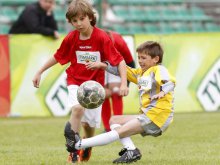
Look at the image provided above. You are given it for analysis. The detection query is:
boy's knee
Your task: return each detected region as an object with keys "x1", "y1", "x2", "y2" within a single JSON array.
[
  {"x1": 71, "y1": 105, "x2": 84, "y2": 117},
  {"x1": 81, "y1": 122, "x2": 90, "y2": 128},
  {"x1": 109, "y1": 116, "x2": 119, "y2": 125}
]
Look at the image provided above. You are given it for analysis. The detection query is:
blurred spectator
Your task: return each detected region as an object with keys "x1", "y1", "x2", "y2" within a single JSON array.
[
  {"x1": 9, "y1": 0, "x2": 59, "y2": 39},
  {"x1": 89, "y1": 0, "x2": 123, "y2": 27},
  {"x1": 102, "y1": 0, "x2": 124, "y2": 25}
]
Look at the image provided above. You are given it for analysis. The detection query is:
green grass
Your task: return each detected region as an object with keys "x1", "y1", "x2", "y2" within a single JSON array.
[{"x1": 1, "y1": 112, "x2": 220, "y2": 165}]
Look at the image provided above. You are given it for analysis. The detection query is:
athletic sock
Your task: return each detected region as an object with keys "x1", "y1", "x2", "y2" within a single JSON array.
[
  {"x1": 101, "y1": 99, "x2": 111, "y2": 131},
  {"x1": 111, "y1": 94, "x2": 123, "y2": 115},
  {"x1": 110, "y1": 124, "x2": 136, "y2": 150},
  {"x1": 75, "y1": 130, "x2": 119, "y2": 149}
]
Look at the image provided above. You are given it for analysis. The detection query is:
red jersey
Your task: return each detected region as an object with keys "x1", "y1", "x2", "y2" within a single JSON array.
[
  {"x1": 110, "y1": 31, "x2": 133, "y2": 64},
  {"x1": 54, "y1": 27, "x2": 123, "y2": 86}
]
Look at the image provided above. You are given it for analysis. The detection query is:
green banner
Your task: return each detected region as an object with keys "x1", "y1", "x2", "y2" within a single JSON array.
[
  {"x1": 10, "y1": 33, "x2": 220, "y2": 116},
  {"x1": 10, "y1": 35, "x2": 66, "y2": 116}
]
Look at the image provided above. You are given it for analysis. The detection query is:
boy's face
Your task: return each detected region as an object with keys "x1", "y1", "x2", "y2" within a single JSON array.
[
  {"x1": 70, "y1": 14, "x2": 92, "y2": 33},
  {"x1": 138, "y1": 52, "x2": 159, "y2": 71}
]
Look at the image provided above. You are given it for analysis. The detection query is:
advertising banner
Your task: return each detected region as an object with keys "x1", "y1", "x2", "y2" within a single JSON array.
[
  {"x1": 124, "y1": 33, "x2": 220, "y2": 113},
  {"x1": 0, "y1": 35, "x2": 10, "y2": 117},
  {"x1": 10, "y1": 35, "x2": 66, "y2": 116},
  {"x1": 10, "y1": 33, "x2": 220, "y2": 116},
  {"x1": 10, "y1": 35, "x2": 135, "y2": 117}
]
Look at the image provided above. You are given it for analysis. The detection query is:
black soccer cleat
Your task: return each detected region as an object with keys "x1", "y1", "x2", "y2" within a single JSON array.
[
  {"x1": 118, "y1": 148, "x2": 127, "y2": 156},
  {"x1": 64, "y1": 121, "x2": 81, "y2": 153},
  {"x1": 113, "y1": 148, "x2": 142, "y2": 164},
  {"x1": 67, "y1": 151, "x2": 79, "y2": 163}
]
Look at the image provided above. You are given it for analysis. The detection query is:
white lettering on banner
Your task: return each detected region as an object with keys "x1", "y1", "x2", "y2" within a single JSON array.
[
  {"x1": 197, "y1": 58, "x2": 220, "y2": 111},
  {"x1": 45, "y1": 72, "x2": 70, "y2": 116},
  {"x1": 76, "y1": 51, "x2": 101, "y2": 64}
]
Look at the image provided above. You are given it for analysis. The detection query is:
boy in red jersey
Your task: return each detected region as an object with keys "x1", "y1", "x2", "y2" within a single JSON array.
[
  {"x1": 103, "y1": 30, "x2": 135, "y2": 132},
  {"x1": 32, "y1": 0, "x2": 128, "y2": 163}
]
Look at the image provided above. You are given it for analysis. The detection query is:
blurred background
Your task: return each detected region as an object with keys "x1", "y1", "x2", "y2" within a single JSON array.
[
  {"x1": 1, "y1": 1, "x2": 220, "y2": 164},
  {"x1": 1, "y1": 0, "x2": 220, "y2": 34}
]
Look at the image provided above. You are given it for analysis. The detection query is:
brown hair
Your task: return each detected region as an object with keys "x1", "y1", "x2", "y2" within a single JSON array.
[
  {"x1": 66, "y1": 0, "x2": 96, "y2": 26},
  {"x1": 136, "y1": 41, "x2": 163, "y2": 64}
]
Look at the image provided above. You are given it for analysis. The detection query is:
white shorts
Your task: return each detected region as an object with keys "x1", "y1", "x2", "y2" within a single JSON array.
[
  {"x1": 105, "y1": 71, "x2": 121, "y2": 85},
  {"x1": 67, "y1": 85, "x2": 102, "y2": 128}
]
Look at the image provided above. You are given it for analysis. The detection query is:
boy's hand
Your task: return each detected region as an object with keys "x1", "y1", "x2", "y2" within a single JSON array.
[
  {"x1": 54, "y1": 31, "x2": 60, "y2": 39},
  {"x1": 151, "y1": 91, "x2": 165, "y2": 101},
  {"x1": 32, "y1": 72, "x2": 41, "y2": 88},
  {"x1": 119, "y1": 84, "x2": 129, "y2": 96},
  {"x1": 85, "y1": 61, "x2": 107, "y2": 70}
]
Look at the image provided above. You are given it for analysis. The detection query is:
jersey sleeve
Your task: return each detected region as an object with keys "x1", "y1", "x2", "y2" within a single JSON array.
[
  {"x1": 126, "y1": 66, "x2": 138, "y2": 84},
  {"x1": 113, "y1": 33, "x2": 134, "y2": 64},
  {"x1": 54, "y1": 33, "x2": 71, "y2": 65},
  {"x1": 155, "y1": 65, "x2": 176, "y2": 93},
  {"x1": 101, "y1": 34, "x2": 124, "y2": 66}
]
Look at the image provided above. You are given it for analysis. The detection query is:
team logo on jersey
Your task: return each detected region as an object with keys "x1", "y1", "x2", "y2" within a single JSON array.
[
  {"x1": 76, "y1": 51, "x2": 101, "y2": 64},
  {"x1": 138, "y1": 76, "x2": 152, "y2": 92},
  {"x1": 197, "y1": 58, "x2": 220, "y2": 111}
]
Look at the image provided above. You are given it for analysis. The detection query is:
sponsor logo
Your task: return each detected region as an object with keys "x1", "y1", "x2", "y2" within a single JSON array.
[
  {"x1": 138, "y1": 76, "x2": 152, "y2": 93},
  {"x1": 197, "y1": 58, "x2": 220, "y2": 111},
  {"x1": 78, "y1": 53, "x2": 97, "y2": 62},
  {"x1": 76, "y1": 51, "x2": 101, "y2": 64}
]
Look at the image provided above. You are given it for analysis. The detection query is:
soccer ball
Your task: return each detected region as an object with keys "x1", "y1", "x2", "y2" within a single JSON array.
[{"x1": 77, "y1": 80, "x2": 105, "y2": 109}]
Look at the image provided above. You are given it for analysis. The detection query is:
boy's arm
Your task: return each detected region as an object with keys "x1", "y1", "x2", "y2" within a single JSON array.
[
  {"x1": 150, "y1": 81, "x2": 175, "y2": 101},
  {"x1": 117, "y1": 60, "x2": 129, "y2": 96},
  {"x1": 85, "y1": 61, "x2": 129, "y2": 96},
  {"x1": 32, "y1": 56, "x2": 58, "y2": 88},
  {"x1": 161, "y1": 81, "x2": 175, "y2": 94},
  {"x1": 85, "y1": 61, "x2": 119, "y2": 75}
]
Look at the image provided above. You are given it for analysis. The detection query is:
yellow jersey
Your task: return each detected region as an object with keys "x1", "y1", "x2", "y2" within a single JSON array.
[{"x1": 127, "y1": 65, "x2": 176, "y2": 128}]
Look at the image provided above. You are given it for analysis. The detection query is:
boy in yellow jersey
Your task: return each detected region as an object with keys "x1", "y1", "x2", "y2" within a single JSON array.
[{"x1": 65, "y1": 41, "x2": 176, "y2": 164}]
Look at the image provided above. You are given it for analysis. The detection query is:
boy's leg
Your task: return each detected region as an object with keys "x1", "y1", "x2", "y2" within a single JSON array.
[
  {"x1": 79, "y1": 105, "x2": 102, "y2": 161},
  {"x1": 65, "y1": 85, "x2": 85, "y2": 163},
  {"x1": 111, "y1": 93, "x2": 123, "y2": 115},
  {"x1": 110, "y1": 124, "x2": 136, "y2": 150},
  {"x1": 69, "y1": 105, "x2": 84, "y2": 132},
  {"x1": 75, "y1": 115, "x2": 143, "y2": 149},
  {"x1": 111, "y1": 116, "x2": 142, "y2": 164},
  {"x1": 101, "y1": 99, "x2": 111, "y2": 132},
  {"x1": 79, "y1": 122, "x2": 95, "y2": 162},
  {"x1": 108, "y1": 78, "x2": 123, "y2": 116}
]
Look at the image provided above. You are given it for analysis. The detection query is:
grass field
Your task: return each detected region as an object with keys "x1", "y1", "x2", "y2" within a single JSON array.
[{"x1": 1, "y1": 112, "x2": 220, "y2": 165}]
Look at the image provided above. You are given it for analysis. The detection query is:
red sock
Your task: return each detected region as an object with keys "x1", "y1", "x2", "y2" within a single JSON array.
[
  {"x1": 101, "y1": 99, "x2": 111, "y2": 131},
  {"x1": 111, "y1": 94, "x2": 123, "y2": 115}
]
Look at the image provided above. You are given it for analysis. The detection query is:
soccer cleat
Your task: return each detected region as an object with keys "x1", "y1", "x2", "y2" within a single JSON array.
[
  {"x1": 67, "y1": 151, "x2": 80, "y2": 163},
  {"x1": 118, "y1": 148, "x2": 127, "y2": 156},
  {"x1": 113, "y1": 148, "x2": 142, "y2": 164},
  {"x1": 64, "y1": 121, "x2": 81, "y2": 153},
  {"x1": 79, "y1": 147, "x2": 92, "y2": 161}
]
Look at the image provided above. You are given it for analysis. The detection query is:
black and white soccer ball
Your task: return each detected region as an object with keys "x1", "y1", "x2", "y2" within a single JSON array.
[{"x1": 77, "y1": 81, "x2": 105, "y2": 109}]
